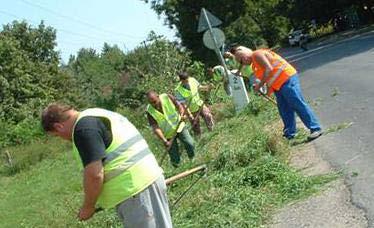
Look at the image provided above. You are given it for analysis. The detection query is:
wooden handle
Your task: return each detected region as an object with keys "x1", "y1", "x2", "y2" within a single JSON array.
[
  {"x1": 259, "y1": 91, "x2": 277, "y2": 105},
  {"x1": 165, "y1": 164, "x2": 207, "y2": 185}
]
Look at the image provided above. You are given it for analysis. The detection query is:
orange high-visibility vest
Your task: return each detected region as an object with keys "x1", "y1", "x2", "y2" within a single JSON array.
[{"x1": 251, "y1": 49, "x2": 297, "y2": 93}]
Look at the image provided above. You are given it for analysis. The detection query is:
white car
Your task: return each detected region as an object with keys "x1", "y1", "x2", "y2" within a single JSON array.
[{"x1": 288, "y1": 30, "x2": 310, "y2": 46}]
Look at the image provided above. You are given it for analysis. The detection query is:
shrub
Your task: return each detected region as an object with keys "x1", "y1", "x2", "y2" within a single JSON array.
[
  {"x1": 0, "y1": 117, "x2": 45, "y2": 148},
  {"x1": 309, "y1": 21, "x2": 335, "y2": 39}
]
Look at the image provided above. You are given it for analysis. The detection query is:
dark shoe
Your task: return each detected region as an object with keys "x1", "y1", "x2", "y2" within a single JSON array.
[
  {"x1": 283, "y1": 134, "x2": 295, "y2": 140},
  {"x1": 307, "y1": 130, "x2": 323, "y2": 141}
]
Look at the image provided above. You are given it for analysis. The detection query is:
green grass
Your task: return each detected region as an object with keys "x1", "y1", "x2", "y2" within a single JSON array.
[
  {"x1": 0, "y1": 95, "x2": 336, "y2": 227},
  {"x1": 0, "y1": 149, "x2": 121, "y2": 228}
]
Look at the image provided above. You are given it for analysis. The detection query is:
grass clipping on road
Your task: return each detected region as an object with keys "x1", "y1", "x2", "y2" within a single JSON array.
[{"x1": 0, "y1": 96, "x2": 336, "y2": 227}]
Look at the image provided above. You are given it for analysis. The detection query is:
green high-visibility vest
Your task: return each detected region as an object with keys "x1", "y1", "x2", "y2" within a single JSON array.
[
  {"x1": 72, "y1": 108, "x2": 162, "y2": 209},
  {"x1": 225, "y1": 57, "x2": 253, "y2": 78},
  {"x1": 241, "y1": 65, "x2": 253, "y2": 79},
  {"x1": 147, "y1": 93, "x2": 185, "y2": 139},
  {"x1": 225, "y1": 57, "x2": 240, "y2": 70},
  {"x1": 175, "y1": 77, "x2": 203, "y2": 113}
]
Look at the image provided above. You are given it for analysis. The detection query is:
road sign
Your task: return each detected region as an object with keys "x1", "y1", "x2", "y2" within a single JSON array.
[
  {"x1": 197, "y1": 8, "x2": 222, "y2": 33},
  {"x1": 197, "y1": 8, "x2": 248, "y2": 112},
  {"x1": 203, "y1": 28, "x2": 225, "y2": 50},
  {"x1": 197, "y1": 8, "x2": 227, "y2": 70}
]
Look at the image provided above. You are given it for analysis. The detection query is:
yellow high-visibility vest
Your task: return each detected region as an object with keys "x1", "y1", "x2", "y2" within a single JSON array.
[
  {"x1": 147, "y1": 93, "x2": 185, "y2": 139},
  {"x1": 175, "y1": 77, "x2": 203, "y2": 113},
  {"x1": 72, "y1": 108, "x2": 162, "y2": 209}
]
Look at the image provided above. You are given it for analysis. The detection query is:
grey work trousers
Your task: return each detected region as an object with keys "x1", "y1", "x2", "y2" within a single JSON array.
[{"x1": 116, "y1": 175, "x2": 173, "y2": 228}]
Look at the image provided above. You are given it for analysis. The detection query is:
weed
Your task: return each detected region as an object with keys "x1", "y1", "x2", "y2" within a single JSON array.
[
  {"x1": 311, "y1": 97, "x2": 324, "y2": 108},
  {"x1": 331, "y1": 87, "x2": 340, "y2": 97},
  {"x1": 351, "y1": 171, "x2": 359, "y2": 177},
  {"x1": 325, "y1": 122, "x2": 353, "y2": 134}
]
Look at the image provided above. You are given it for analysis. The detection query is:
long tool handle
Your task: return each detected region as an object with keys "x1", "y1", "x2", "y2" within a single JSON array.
[
  {"x1": 159, "y1": 92, "x2": 198, "y2": 166},
  {"x1": 191, "y1": 104, "x2": 205, "y2": 128},
  {"x1": 259, "y1": 91, "x2": 277, "y2": 106},
  {"x1": 160, "y1": 136, "x2": 176, "y2": 166},
  {"x1": 165, "y1": 164, "x2": 207, "y2": 185}
]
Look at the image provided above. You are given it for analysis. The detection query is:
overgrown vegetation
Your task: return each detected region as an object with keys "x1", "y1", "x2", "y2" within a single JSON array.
[
  {"x1": 0, "y1": 93, "x2": 337, "y2": 227},
  {"x1": 0, "y1": 21, "x2": 206, "y2": 150}
]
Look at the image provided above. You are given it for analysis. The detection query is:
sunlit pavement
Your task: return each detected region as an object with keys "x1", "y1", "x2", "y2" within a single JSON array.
[{"x1": 281, "y1": 29, "x2": 374, "y2": 226}]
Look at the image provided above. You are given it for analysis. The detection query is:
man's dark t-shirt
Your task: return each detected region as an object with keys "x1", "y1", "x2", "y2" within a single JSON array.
[{"x1": 73, "y1": 116, "x2": 112, "y2": 167}]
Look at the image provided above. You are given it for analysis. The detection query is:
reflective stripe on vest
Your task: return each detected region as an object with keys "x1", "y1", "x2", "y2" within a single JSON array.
[
  {"x1": 252, "y1": 49, "x2": 296, "y2": 92},
  {"x1": 267, "y1": 60, "x2": 287, "y2": 87},
  {"x1": 175, "y1": 77, "x2": 203, "y2": 113},
  {"x1": 103, "y1": 134, "x2": 143, "y2": 165},
  {"x1": 146, "y1": 94, "x2": 182, "y2": 139},
  {"x1": 104, "y1": 148, "x2": 151, "y2": 183},
  {"x1": 72, "y1": 108, "x2": 162, "y2": 209}
]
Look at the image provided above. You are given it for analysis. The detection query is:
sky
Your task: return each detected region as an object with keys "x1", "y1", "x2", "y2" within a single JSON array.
[{"x1": 0, "y1": 0, "x2": 177, "y2": 63}]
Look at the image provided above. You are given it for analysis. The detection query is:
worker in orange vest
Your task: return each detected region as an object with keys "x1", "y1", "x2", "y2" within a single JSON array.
[{"x1": 230, "y1": 46, "x2": 322, "y2": 141}]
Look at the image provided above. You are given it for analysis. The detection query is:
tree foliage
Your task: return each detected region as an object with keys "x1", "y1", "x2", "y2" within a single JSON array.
[
  {"x1": 0, "y1": 21, "x2": 71, "y2": 122},
  {"x1": 144, "y1": 0, "x2": 373, "y2": 63},
  {"x1": 65, "y1": 32, "x2": 206, "y2": 110}
]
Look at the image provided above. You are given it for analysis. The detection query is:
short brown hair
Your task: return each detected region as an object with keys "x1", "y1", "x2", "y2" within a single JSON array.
[
  {"x1": 178, "y1": 71, "x2": 189, "y2": 80},
  {"x1": 41, "y1": 103, "x2": 73, "y2": 132}
]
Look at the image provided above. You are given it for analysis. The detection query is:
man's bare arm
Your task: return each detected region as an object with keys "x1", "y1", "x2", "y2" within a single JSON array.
[{"x1": 78, "y1": 160, "x2": 104, "y2": 220}]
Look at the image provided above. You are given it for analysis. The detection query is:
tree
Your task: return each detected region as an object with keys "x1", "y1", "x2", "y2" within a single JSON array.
[
  {"x1": 143, "y1": 0, "x2": 291, "y2": 64},
  {"x1": 144, "y1": 0, "x2": 372, "y2": 63},
  {"x1": 143, "y1": 1, "x2": 245, "y2": 63},
  {"x1": 0, "y1": 21, "x2": 68, "y2": 122},
  {"x1": 119, "y1": 32, "x2": 203, "y2": 108}
]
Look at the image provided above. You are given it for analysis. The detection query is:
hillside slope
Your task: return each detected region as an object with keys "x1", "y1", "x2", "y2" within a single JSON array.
[{"x1": 0, "y1": 96, "x2": 335, "y2": 227}]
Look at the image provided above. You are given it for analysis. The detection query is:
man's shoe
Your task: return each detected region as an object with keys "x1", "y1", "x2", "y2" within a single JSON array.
[
  {"x1": 308, "y1": 130, "x2": 323, "y2": 141},
  {"x1": 283, "y1": 134, "x2": 295, "y2": 140}
]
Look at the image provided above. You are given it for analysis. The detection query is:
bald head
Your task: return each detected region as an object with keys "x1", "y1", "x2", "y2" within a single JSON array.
[
  {"x1": 230, "y1": 46, "x2": 253, "y2": 65},
  {"x1": 147, "y1": 90, "x2": 160, "y2": 107}
]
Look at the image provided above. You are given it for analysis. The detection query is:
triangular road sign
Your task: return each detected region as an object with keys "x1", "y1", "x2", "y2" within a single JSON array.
[{"x1": 197, "y1": 8, "x2": 222, "y2": 33}]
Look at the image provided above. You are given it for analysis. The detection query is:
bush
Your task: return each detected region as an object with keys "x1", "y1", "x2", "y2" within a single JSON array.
[
  {"x1": 309, "y1": 21, "x2": 335, "y2": 39},
  {"x1": 0, "y1": 117, "x2": 45, "y2": 149}
]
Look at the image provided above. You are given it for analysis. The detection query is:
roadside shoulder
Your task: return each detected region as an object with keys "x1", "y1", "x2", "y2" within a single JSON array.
[{"x1": 268, "y1": 140, "x2": 367, "y2": 227}]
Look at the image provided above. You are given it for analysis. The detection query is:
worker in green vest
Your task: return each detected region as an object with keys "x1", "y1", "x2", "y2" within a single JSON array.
[
  {"x1": 41, "y1": 103, "x2": 172, "y2": 227},
  {"x1": 224, "y1": 52, "x2": 254, "y2": 91},
  {"x1": 146, "y1": 91, "x2": 195, "y2": 167},
  {"x1": 224, "y1": 51, "x2": 240, "y2": 70},
  {"x1": 175, "y1": 71, "x2": 214, "y2": 136},
  {"x1": 207, "y1": 65, "x2": 232, "y2": 96}
]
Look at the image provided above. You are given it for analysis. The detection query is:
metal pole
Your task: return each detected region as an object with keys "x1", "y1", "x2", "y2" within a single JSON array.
[{"x1": 202, "y1": 8, "x2": 230, "y2": 82}]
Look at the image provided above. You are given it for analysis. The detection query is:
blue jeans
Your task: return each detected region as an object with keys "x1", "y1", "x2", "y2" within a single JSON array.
[
  {"x1": 168, "y1": 126, "x2": 195, "y2": 167},
  {"x1": 274, "y1": 74, "x2": 321, "y2": 139}
]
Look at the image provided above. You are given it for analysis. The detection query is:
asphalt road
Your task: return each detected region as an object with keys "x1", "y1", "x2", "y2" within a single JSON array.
[{"x1": 281, "y1": 29, "x2": 374, "y2": 226}]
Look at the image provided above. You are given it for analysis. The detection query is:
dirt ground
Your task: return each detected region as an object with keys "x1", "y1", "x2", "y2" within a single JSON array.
[{"x1": 268, "y1": 131, "x2": 368, "y2": 228}]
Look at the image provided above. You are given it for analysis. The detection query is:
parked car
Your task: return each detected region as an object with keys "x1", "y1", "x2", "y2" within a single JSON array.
[{"x1": 288, "y1": 30, "x2": 310, "y2": 46}]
